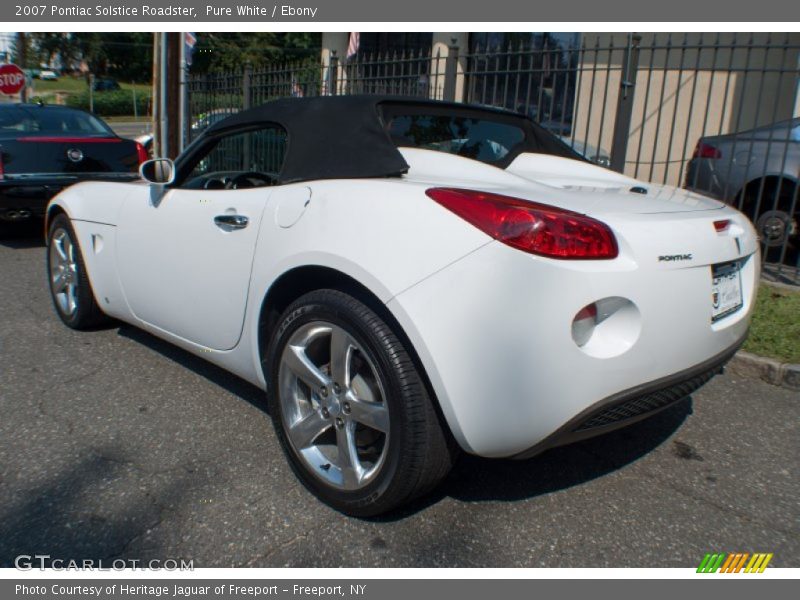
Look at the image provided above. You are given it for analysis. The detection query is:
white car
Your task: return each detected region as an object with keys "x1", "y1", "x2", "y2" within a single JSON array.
[{"x1": 45, "y1": 97, "x2": 759, "y2": 516}]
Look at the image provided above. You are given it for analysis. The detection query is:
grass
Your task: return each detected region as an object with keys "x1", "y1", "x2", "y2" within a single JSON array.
[
  {"x1": 743, "y1": 283, "x2": 800, "y2": 364},
  {"x1": 27, "y1": 77, "x2": 150, "y2": 96}
]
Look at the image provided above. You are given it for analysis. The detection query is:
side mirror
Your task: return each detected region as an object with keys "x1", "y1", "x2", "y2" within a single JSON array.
[{"x1": 139, "y1": 158, "x2": 175, "y2": 185}]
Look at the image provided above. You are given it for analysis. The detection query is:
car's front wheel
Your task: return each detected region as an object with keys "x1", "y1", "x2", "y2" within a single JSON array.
[
  {"x1": 46, "y1": 213, "x2": 109, "y2": 329},
  {"x1": 265, "y1": 289, "x2": 455, "y2": 517}
]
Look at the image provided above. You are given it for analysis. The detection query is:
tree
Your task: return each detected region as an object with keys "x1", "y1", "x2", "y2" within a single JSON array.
[
  {"x1": 28, "y1": 33, "x2": 79, "y2": 70},
  {"x1": 189, "y1": 33, "x2": 321, "y2": 73},
  {"x1": 72, "y1": 33, "x2": 153, "y2": 82},
  {"x1": 28, "y1": 33, "x2": 153, "y2": 82}
]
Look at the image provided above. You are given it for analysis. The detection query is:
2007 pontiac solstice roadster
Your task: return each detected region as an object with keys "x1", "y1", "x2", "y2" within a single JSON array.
[{"x1": 45, "y1": 96, "x2": 759, "y2": 515}]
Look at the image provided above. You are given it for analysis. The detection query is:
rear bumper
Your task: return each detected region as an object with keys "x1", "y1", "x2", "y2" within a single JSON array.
[
  {"x1": 511, "y1": 331, "x2": 746, "y2": 459},
  {"x1": 0, "y1": 184, "x2": 63, "y2": 218}
]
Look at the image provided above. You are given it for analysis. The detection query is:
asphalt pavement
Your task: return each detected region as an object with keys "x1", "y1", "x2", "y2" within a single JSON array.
[{"x1": 0, "y1": 223, "x2": 798, "y2": 568}]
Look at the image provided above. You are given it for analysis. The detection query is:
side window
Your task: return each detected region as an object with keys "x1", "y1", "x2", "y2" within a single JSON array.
[{"x1": 182, "y1": 125, "x2": 288, "y2": 189}]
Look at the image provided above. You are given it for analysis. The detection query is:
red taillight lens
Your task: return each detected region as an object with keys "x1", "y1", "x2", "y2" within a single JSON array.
[
  {"x1": 425, "y1": 187, "x2": 619, "y2": 260},
  {"x1": 713, "y1": 219, "x2": 730, "y2": 233},
  {"x1": 135, "y1": 142, "x2": 149, "y2": 165},
  {"x1": 692, "y1": 142, "x2": 721, "y2": 159}
]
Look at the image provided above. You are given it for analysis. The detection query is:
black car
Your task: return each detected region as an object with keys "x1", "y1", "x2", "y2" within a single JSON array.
[{"x1": 0, "y1": 104, "x2": 146, "y2": 224}]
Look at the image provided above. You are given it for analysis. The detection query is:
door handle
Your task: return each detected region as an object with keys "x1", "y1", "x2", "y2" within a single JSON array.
[{"x1": 214, "y1": 214, "x2": 249, "y2": 230}]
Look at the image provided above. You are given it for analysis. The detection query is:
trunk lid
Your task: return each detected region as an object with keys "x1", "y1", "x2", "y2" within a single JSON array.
[
  {"x1": 504, "y1": 152, "x2": 727, "y2": 214},
  {"x1": 1, "y1": 136, "x2": 142, "y2": 177},
  {"x1": 399, "y1": 148, "x2": 726, "y2": 216}
]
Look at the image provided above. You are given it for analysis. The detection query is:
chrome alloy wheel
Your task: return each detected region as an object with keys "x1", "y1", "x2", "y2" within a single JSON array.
[
  {"x1": 49, "y1": 228, "x2": 79, "y2": 317},
  {"x1": 278, "y1": 321, "x2": 390, "y2": 491}
]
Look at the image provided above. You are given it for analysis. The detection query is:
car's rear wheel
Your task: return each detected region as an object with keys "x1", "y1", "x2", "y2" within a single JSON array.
[
  {"x1": 740, "y1": 181, "x2": 798, "y2": 250},
  {"x1": 265, "y1": 289, "x2": 455, "y2": 517},
  {"x1": 754, "y1": 208, "x2": 796, "y2": 249},
  {"x1": 46, "y1": 213, "x2": 109, "y2": 329}
]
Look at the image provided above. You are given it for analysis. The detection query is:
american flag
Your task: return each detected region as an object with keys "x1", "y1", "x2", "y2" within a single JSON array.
[
  {"x1": 184, "y1": 32, "x2": 197, "y2": 66},
  {"x1": 347, "y1": 32, "x2": 360, "y2": 59}
]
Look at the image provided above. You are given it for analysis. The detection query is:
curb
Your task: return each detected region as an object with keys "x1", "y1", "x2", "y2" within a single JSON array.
[{"x1": 728, "y1": 351, "x2": 800, "y2": 391}]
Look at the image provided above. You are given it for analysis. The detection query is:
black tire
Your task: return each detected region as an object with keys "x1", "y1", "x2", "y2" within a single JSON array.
[
  {"x1": 46, "y1": 213, "x2": 110, "y2": 330},
  {"x1": 740, "y1": 182, "x2": 798, "y2": 250},
  {"x1": 265, "y1": 289, "x2": 455, "y2": 517},
  {"x1": 754, "y1": 208, "x2": 796, "y2": 249}
]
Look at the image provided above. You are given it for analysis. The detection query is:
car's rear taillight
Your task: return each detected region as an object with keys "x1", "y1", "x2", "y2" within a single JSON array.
[
  {"x1": 692, "y1": 141, "x2": 721, "y2": 159},
  {"x1": 135, "y1": 142, "x2": 149, "y2": 165},
  {"x1": 713, "y1": 219, "x2": 731, "y2": 233},
  {"x1": 425, "y1": 187, "x2": 618, "y2": 260}
]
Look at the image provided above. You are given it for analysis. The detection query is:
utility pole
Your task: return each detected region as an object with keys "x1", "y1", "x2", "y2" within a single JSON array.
[
  {"x1": 159, "y1": 32, "x2": 168, "y2": 158},
  {"x1": 16, "y1": 32, "x2": 27, "y2": 102},
  {"x1": 179, "y1": 35, "x2": 189, "y2": 153},
  {"x1": 166, "y1": 33, "x2": 182, "y2": 159},
  {"x1": 152, "y1": 32, "x2": 161, "y2": 158},
  {"x1": 152, "y1": 33, "x2": 193, "y2": 159}
]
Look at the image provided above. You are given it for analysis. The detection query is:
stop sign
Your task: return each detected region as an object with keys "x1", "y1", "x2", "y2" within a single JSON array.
[{"x1": 0, "y1": 63, "x2": 26, "y2": 96}]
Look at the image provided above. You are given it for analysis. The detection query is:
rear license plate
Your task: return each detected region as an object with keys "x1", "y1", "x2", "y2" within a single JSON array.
[{"x1": 711, "y1": 261, "x2": 743, "y2": 322}]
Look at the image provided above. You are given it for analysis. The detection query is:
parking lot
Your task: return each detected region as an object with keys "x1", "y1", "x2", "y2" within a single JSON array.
[{"x1": 0, "y1": 225, "x2": 798, "y2": 568}]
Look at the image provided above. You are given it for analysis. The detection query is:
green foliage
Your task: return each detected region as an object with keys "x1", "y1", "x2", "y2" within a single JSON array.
[
  {"x1": 28, "y1": 33, "x2": 79, "y2": 70},
  {"x1": 26, "y1": 32, "x2": 320, "y2": 80},
  {"x1": 743, "y1": 284, "x2": 800, "y2": 363},
  {"x1": 72, "y1": 33, "x2": 153, "y2": 82},
  {"x1": 28, "y1": 33, "x2": 153, "y2": 83},
  {"x1": 66, "y1": 89, "x2": 152, "y2": 117},
  {"x1": 190, "y1": 32, "x2": 321, "y2": 73}
]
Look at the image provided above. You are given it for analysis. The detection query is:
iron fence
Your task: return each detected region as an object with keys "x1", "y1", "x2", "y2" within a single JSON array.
[{"x1": 188, "y1": 33, "x2": 800, "y2": 283}]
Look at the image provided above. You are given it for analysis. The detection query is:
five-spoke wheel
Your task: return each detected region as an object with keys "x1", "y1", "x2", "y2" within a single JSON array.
[
  {"x1": 46, "y1": 213, "x2": 109, "y2": 329},
  {"x1": 266, "y1": 289, "x2": 455, "y2": 516},
  {"x1": 49, "y1": 226, "x2": 79, "y2": 317},
  {"x1": 279, "y1": 321, "x2": 391, "y2": 491}
]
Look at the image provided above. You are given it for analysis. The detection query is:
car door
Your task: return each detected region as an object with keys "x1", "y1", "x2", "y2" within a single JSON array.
[{"x1": 116, "y1": 124, "x2": 287, "y2": 351}]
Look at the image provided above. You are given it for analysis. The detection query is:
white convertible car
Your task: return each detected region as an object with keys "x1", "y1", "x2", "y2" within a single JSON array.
[{"x1": 45, "y1": 96, "x2": 759, "y2": 516}]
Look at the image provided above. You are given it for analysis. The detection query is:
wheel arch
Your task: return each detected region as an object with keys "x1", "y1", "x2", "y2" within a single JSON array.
[
  {"x1": 736, "y1": 174, "x2": 798, "y2": 215},
  {"x1": 255, "y1": 264, "x2": 458, "y2": 447},
  {"x1": 44, "y1": 202, "x2": 69, "y2": 242}
]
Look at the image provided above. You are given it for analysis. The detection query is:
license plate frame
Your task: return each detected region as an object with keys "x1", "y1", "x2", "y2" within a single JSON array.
[{"x1": 711, "y1": 260, "x2": 743, "y2": 323}]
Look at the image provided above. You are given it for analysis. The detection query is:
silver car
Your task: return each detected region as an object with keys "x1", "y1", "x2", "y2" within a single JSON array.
[{"x1": 685, "y1": 117, "x2": 799, "y2": 250}]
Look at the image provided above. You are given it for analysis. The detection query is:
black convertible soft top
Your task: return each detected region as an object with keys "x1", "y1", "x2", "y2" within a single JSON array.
[{"x1": 197, "y1": 95, "x2": 582, "y2": 184}]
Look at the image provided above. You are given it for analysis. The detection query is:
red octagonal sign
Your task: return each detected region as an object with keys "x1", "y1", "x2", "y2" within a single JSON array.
[{"x1": 0, "y1": 63, "x2": 26, "y2": 96}]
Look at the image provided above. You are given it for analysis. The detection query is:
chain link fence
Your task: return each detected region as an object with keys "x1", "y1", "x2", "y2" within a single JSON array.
[{"x1": 189, "y1": 33, "x2": 800, "y2": 284}]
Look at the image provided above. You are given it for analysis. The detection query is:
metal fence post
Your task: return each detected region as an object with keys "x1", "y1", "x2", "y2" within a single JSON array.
[
  {"x1": 328, "y1": 51, "x2": 339, "y2": 96},
  {"x1": 242, "y1": 64, "x2": 253, "y2": 110},
  {"x1": 443, "y1": 39, "x2": 459, "y2": 102},
  {"x1": 609, "y1": 34, "x2": 641, "y2": 173}
]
